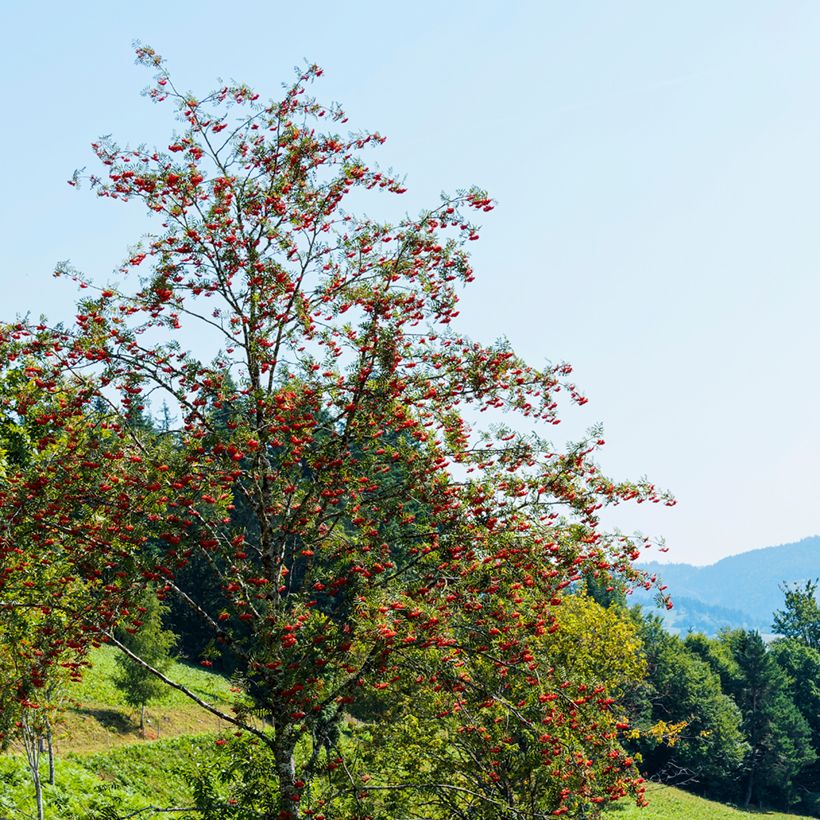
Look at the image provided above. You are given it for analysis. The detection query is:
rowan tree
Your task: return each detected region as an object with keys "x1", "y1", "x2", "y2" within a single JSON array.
[
  {"x1": 3, "y1": 46, "x2": 674, "y2": 818},
  {"x1": 189, "y1": 592, "x2": 646, "y2": 818},
  {"x1": 0, "y1": 364, "x2": 127, "y2": 820}
]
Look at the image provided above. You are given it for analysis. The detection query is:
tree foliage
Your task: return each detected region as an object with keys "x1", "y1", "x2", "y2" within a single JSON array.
[
  {"x1": 769, "y1": 579, "x2": 820, "y2": 815},
  {"x1": 719, "y1": 630, "x2": 815, "y2": 809},
  {"x1": 624, "y1": 615, "x2": 747, "y2": 794},
  {"x1": 0, "y1": 373, "x2": 98, "y2": 818},
  {"x1": 772, "y1": 579, "x2": 820, "y2": 651},
  {"x1": 191, "y1": 593, "x2": 647, "y2": 818}
]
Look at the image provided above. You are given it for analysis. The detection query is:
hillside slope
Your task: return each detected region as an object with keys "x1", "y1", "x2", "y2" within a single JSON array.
[
  {"x1": 2, "y1": 645, "x2": 234, "y2": 756},
  {"x1": 607, "y1": 783, "x2": 814, "y2": 819},
  {"x1": 2, "y1": 647, "x2": 814, "y2": 818},
  {"x1": 635, "y1": 536, "x2": 819, "y2": 634}
]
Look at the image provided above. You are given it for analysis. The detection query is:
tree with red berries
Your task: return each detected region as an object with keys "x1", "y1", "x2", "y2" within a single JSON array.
[
  {"x1": 2, "y1": 46, "x2": 674, "y2": 818},
  {"x1": 0, "y1": 365, "x2": 143, "y2": 819}
]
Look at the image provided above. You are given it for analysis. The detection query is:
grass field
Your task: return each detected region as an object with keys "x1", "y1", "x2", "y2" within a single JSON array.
[
  {"x1": 68, "y1": 644, "x2": 232, "y2": 709},
  {"x1": 0, "y1": 734, "x2": 210, "y2": 818},
  {"x1": 608, "y1": 783, "x2": 815, "y2": 819},
  {"x1": 1, "y1": 647, "x2": 233, "y2": 817},
  {"x1": 49, "y1": 644, "x2": 234, "y2": 754},
  {"x1": 4, "y1": 757, "x2": 814, "y2": 820}
]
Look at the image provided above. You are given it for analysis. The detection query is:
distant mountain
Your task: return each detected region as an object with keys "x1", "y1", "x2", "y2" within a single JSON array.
[
  {"x1": 632, "y1": 536, "x2": 819, "y2": 636},
  {"x1": 644, "y1": 595, "x2": 772, "y2": 635}
]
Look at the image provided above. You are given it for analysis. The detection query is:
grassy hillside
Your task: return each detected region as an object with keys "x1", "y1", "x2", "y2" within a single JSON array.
[
  {"x1": 0, "y1": 646, "x2": 237, "y2": 817},
  {"x1": 20, "y1": 644, "x2": 234, "y2": 755},
  {"x1": 608, "y1": 784, "x2": 815, "y2": 819},
  {"x1": 67, "y1": 644, "x2": 232, "y2": 709},
  {"x1": 0, "y1": 733, "x2": 210, "y2": 818},
  {"x1": 2, "y1": 645, "x2": 814, "y2": 818},
  {"x1": 4, "y1": 752, "x2": 815, "y2": 820}
]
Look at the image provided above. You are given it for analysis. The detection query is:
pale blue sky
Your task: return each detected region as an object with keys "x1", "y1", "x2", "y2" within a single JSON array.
[{"x1": 3, "y1": 1, "x2": 820, "y2": 565}]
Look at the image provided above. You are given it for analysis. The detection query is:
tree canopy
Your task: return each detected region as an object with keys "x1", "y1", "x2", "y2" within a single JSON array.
[{"x1": 772, "y1": 580, "x2": 820, "y2": 651}]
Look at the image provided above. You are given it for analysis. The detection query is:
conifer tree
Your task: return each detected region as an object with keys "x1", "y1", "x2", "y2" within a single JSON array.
[
  {"x1": 113, "y1": 590, "x2": 177, "y2": 735},
  {"x1": 721, "y1": 630, "x2": 815, "y2": 808}
]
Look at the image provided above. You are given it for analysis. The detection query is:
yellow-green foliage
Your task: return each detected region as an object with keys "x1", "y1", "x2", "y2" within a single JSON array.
[{"x1": 546, "y1": 592, "x2": 646, "y2": 689}]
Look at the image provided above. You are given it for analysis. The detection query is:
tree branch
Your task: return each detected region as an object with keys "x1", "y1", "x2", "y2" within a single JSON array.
[{"x1": 104, "y1": 631, "x2": 271, "y2": 746}]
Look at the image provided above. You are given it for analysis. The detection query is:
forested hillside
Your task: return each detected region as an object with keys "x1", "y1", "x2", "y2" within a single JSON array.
[{"x1": 636, "y1": 537, "x2": 819, "y2": 634}]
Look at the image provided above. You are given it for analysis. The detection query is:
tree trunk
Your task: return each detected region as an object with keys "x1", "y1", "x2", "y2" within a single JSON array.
[
  {"x1": 274, "y1": 718, "x2": 300, "y2": 819},
  {"x1": 21, "y1": 717, "x2": 44, "y2": 820},
  {"x1": 140, "y1": 704, "x2": 146, "y2": 737},
  {"x1": 744, "y1": 766, "x2": 755, "y2": 807},
  {"x1": 33, "y1": 767, "x2": 44, "y2": 820},
  {"x1": 45, "y1": 716, "x2": 55, "y2": 786}
]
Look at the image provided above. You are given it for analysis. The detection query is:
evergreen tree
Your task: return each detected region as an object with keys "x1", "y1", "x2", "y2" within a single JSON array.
[
  {"x1": 721, "y1": 630, "x2": 815, "y2": 809},
  {"x1": 113, "y1": 591, "x2": 178, "y2": 735},
  {"x1": 768, "y1": 581, "x2": 820, "y2": 814},
  {"x1": 772, "y1": 580, "x2": 820, "y2": 651},
  {"x1": 157, "y1": 400, "x2": 177, "y2": 434},
  {"x1": 626, "y1": 615, "x2": 747, "y2": 794},
  {"x1": 684, "y1": 631, "x2": 743, "y2": 700},
  {"x1": 769, "y1": 638, "x2": 820, "y2": 814}
]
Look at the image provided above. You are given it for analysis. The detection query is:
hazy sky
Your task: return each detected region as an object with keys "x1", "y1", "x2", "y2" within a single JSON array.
[{"x1": 2, "y1": 1, "x2": 820, "y2": 566}]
